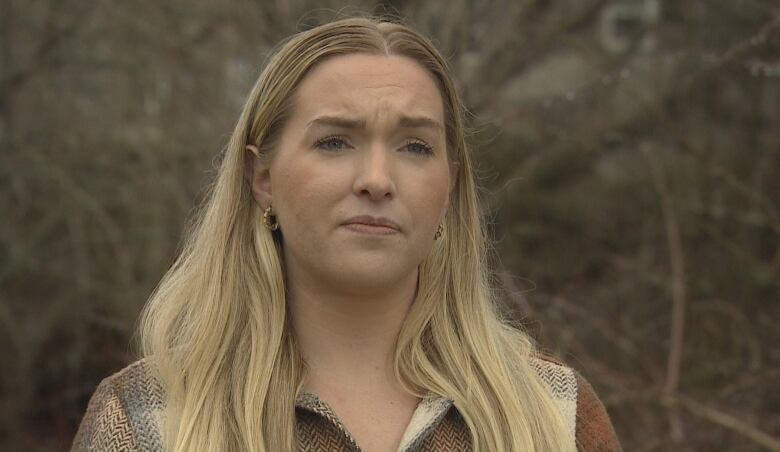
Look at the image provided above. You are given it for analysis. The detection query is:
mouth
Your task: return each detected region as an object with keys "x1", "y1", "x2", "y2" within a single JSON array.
[{"x1": 341, "y1": 215, "x2": 401, "y2": 235}]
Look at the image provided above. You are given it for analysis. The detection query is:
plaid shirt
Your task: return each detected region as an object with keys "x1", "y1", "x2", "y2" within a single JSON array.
[{"x1": 72, "y1": 358, "x2": 622, "y2": 451}]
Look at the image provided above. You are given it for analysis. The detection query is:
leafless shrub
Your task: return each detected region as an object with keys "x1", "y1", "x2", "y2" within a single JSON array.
[{"x1": 2, "y1": 1, "x2": 778, "y2": 450}]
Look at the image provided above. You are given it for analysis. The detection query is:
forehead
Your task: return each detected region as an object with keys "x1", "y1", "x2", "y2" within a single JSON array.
[{"x1": 289, "y1": 53, "x2": 445, "y2": 124}]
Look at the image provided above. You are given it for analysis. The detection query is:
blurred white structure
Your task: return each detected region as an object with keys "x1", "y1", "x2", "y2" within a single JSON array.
[{"x1": 600, "y1": 0, "x2": 660, "y2": 53}]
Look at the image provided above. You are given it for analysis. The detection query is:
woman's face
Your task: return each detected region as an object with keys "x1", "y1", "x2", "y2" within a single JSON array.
[{"x1": 249, "y1": 53, "x2": 455, "y2": 294}]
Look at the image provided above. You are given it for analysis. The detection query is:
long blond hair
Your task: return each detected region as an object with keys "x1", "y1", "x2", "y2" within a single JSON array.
[{"x1": 138, "y1": 16, "x2": 575, "y2": 452}]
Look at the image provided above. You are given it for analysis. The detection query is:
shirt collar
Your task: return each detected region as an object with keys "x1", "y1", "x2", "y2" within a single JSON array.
[{"x1": 295, "y1": 390, "x2": 454, "y2": 452}]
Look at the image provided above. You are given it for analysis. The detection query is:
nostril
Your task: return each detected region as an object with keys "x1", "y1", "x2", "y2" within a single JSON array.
[
  {"x1": 355, "y1": 179, "x2": 395, "y2": 201},
  {"x1": 352, "y1": 150, "x2": 397, "y2": 200}
]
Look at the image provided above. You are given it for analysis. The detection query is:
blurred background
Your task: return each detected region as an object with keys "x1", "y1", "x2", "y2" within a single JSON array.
[{"x1": 2, "y1": 0, "x2": 779, "y2": 450}]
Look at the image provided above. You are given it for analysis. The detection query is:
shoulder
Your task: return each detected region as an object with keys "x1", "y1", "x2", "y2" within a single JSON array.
[
  {"x1": 529, "y1": 354, "x2": 578, "y2": 403},
  {"x1": 71, "y1": 358, "x2": 166, "y2": 452},
  {"x1": 530, "y1": 355, "x2": 623, "y2": 452},
  {"x1": 529, "y1": 355, "x2": 579, "y2": 441},
  {"x1": 102, "y1": 358, "x2": 166, "y2": 408},
  {"x1": 570, "y1": 368, "x2": 623, "y2": 451}
]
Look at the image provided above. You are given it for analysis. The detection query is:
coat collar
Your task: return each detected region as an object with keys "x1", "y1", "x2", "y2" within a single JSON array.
[{"x1": 295, "y1": 390, "x2": 454, "y2": 452}]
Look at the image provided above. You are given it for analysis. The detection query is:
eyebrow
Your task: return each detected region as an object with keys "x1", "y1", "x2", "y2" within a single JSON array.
[
  {"x1": 399, "y1": 116, "x2": 443, "y2": 131},
  {"x1": 306, "y1": 115, "x2": 443, "y2": 132},
  {"x1": 307, "y1": 116, "x2": 366, "y2": 130}
]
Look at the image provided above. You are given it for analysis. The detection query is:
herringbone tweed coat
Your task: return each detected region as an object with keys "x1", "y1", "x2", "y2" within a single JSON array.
[{"x1": 72, "y1": 357, "x2": 622, "y2": 451}]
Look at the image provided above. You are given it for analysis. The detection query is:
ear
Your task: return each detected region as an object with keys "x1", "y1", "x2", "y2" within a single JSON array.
[{"x1": 245, "y1": 144, "x2": 272, "y2": 208}]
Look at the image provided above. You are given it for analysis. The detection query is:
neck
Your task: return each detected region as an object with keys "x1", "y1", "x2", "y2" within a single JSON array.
[{"x1": 288, "y1": 269, "x2": 418, "y2": 391}]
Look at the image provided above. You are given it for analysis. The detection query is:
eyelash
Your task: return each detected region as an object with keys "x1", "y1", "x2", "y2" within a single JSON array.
[
  {"x1": 313, "y1": 135, "x2": 434, "y2": 156},
  {"x1": 314, "y1": 135, "x2": 352, "y2": 152},
  {"x1": 404, "y1": 139, "x2": 435, "y2": 156}
]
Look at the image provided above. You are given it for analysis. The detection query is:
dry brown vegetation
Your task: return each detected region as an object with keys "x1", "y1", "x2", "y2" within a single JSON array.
[{"x1": 1, "y1": 0, "x2": 778, "y2": 450}]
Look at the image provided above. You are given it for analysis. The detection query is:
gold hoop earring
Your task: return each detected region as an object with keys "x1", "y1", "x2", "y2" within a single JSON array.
[
  {"x1": 263, "y1": 204, "x2": 279, "y2": 231},
  {"x1": 434, "y1": 223, "x2": 444, "y2": 240}
]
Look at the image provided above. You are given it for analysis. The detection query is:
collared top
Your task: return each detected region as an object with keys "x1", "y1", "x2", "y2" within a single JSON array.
[{"x1": 71, "y1": 358, "x2": 622, "y2": 451}]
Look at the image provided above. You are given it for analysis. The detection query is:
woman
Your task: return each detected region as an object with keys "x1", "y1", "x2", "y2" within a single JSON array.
[{"x1": 72, "y1": 16, "x2": 621, "y2": 452}]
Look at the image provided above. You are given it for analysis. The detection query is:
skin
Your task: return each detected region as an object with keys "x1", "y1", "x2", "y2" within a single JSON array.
[{"x1": 247, "y1": 53, "x2": 456, "y2": 451}]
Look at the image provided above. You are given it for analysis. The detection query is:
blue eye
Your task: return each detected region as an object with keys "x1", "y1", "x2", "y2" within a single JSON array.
[
  {"x1": 314, "y1": 136, "x2": 351, "y2": 152},
  {"x1": 404, "y1": 139, "x2": 434, "y2": 156}
]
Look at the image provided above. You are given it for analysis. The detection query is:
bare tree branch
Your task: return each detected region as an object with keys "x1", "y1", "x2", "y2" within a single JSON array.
[
  {"x1": 664, "y1": 395, "x2": 780, "y2": 452},
  {"x1": 643, "y1": 143, "x2": 688, "y2": 444}
]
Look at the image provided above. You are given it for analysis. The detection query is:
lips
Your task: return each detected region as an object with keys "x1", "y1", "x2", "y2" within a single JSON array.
[{"x1": 341, "y1": 215, "x2": 401, "y2": 233}]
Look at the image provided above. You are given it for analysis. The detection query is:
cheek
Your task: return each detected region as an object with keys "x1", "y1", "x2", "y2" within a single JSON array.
[
  {"x1": 272, "y1": 163, "x2": 340, "y2": 225},
  {"x1": 414, "y1": 169, "x2": 452, "y2": 222}
]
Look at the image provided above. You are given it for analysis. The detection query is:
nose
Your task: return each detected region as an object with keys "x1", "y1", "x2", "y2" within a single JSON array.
[{"x1": 352, "y1": 143, "x2": 396, "y2": 201}]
